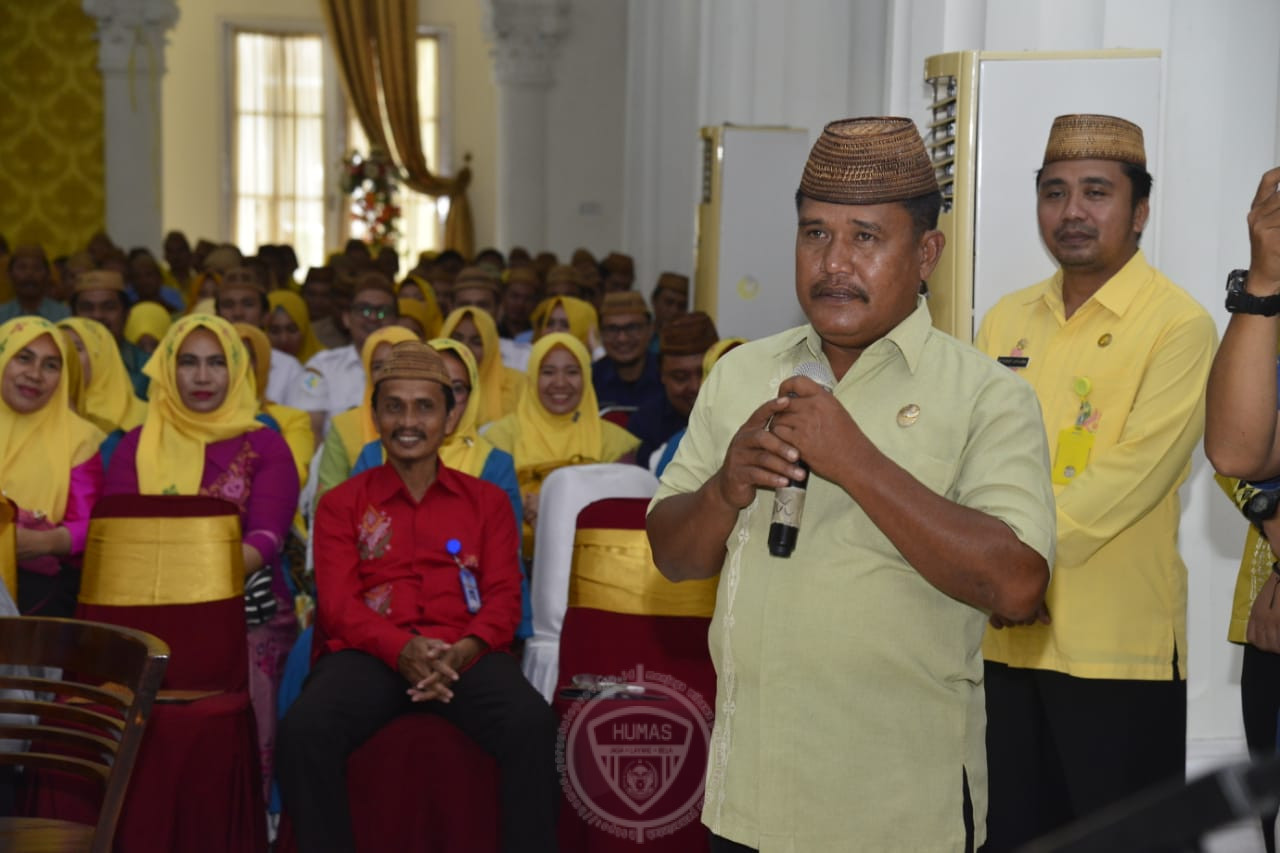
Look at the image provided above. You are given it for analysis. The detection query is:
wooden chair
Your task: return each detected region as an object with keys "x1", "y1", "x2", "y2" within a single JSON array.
[{"x1": 0, "y1": 615, "x2": 169, "y2": 853}]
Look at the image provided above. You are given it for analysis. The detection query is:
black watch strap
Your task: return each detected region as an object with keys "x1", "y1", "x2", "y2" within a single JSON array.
[{"x1": 1226, "y1": 268, "x2": 1280, "y2": 316}]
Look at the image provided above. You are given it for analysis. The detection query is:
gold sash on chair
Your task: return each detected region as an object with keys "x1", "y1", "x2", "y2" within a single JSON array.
[
  {"x1": 0, "y1": 499, "x2": 15, "y2": 600},
  {"x1": 79, "y1": 514, "x2": 244, "y2": 606},
  {"x1": 568, "y1": 527, "x2": 718, "y2": 618}
]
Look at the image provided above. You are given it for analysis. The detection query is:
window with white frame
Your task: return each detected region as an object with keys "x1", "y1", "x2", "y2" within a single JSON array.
[
  {"x1": 231, "y1": 29, "x2": 326, "y2": 272},
  {"x1": 346, "y1": 32, "x2": 447, "y2": 272}
]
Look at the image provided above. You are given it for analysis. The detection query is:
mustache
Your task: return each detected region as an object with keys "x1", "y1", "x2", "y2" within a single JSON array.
[
  {"x1": 1054, "y1": 224, "x2": 1098, "y2": 240},
  {"x1": 809, "y1": 275, "x2": 869, "y2": 302}
]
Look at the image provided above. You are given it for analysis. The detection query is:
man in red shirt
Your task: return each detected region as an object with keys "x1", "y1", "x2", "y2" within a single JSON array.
[{"x1": 277, "y1": 340, "x2": 558, "y2": 853}]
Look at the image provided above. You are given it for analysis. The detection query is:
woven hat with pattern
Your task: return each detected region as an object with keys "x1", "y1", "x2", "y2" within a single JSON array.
[
  {"x1": 601, "y1": 252, "x2": 634, "y2": 276},
  {"x1": 660, "y1": 311, "x2": 718, "y2": 357},
  {"x1": 452, "y1": 265, "x2": 501, "y2": 296},
  {"x1": 75, "y1": 270, "x2": 125, "y2": 294},
  {"x1": 373, "y1": 339, "x2": 450, "y2": 387},
  {"x1": 600, "y1": 290, "x2": 650, "y2": 320},
  {"x1": 799, "y1": 117, "x2": 938, "y2": 205},
  {"x1": 654, "y1": 272, "x2": 689, "y2": 298},
  {"x1": 217, "y1": 266, "x2": 266, "y2": 295},
  {"x1": 1042, "y1": 114, "x2": 1146, "y2": 167}
]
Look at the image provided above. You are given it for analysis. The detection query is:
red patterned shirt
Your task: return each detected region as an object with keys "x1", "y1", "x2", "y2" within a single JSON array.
[{"x1": 314, "y1": 461, "x2": 522, "y2": 669}]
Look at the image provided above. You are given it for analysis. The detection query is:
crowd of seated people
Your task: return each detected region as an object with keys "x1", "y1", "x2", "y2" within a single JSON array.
[{"x1": 0, "y1": 230, "x2": 713, "y2": 848}]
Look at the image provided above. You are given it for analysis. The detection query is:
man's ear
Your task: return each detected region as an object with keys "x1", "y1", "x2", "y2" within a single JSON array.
[{"x1": 917, "y1": 230, "x2": 946, "y2": 281}]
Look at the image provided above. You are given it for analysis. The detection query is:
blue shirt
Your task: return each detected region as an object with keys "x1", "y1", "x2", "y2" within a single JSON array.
[
  {"x1": 0, "y1": 298, "x2": 70, "y2": 323},
  {"x1": 591, "y1": 351, "x2": 662, "y2": 410},
  {"x1": 627, "y1": 394, "x2": 688, "y2": 470}
]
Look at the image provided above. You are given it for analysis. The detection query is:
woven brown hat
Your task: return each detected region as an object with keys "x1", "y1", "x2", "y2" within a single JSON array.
[
  {"x1": 545, "y1": 265, "x2": 579, "y2": 288},
  {"x1": 571, "y1": 248, "x2": 596, "y2": 268},
  {"x1": 600, "y1": 290, "x2": 650, "y2": 320},
  {"x1": 660, "y1": 311, "x2": 718, "y2": 357},
  {"x1": 453, "y1": 265, "x2": 501, "y2": 296},
  {"x1": 373, "y1": 339, "x2": 451, "y2": 388},
  {"x1": 601, "y1": 252, "x2": 634, "y2": 276},
  {"x1": 653, "y1": 272, "x2": 689, "y2": 298},
  {"x1": 353, "y1": 270, "x2": 396, "y2": 299},
  {"x1": 217, "y1": 265, "x2": 266, "y2": 295},
  {"x1": 506, "y1": 266, "x2": 542, "y2": 291},
  {"x1": 75, "y1": 269, "x2": 125, "y2": 294},
  {"x1": 1042, "y1": 114, "x2": 1146, "y2": 167},
  {"x1": 203, "y1": 246, "x2": 242, "y2": 275},
  {"x1": 799, "y1": 117, "x2": 938, "y2": 205}
]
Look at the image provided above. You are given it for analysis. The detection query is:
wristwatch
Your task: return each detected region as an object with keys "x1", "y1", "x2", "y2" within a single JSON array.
[
  {"x1": 1244, "y1": 487, "x2": 1280, "y2": 528},
  {"x1": 1225, "y1": 268, "x2": 1280, "y2": 316}
]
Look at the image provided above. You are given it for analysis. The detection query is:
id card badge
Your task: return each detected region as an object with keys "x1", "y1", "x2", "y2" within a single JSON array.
[
  {"x1": 458, "y1": 568, "x2": 482, "y2": 614},
  {"x1": 447, "y1": 538, "x2": 482, "y2": 613},
  {"x1": 1052, "y1": 427, "x2": 1094, "y2": 485}
]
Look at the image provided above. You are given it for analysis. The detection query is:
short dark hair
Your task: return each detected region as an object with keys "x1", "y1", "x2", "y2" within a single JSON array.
[
  {"x1": 794, "y1": 189, "x2": 943, "y2": 237},
  {"x1": 370, "y1": 379, "x2": 455, "y2": 415}
]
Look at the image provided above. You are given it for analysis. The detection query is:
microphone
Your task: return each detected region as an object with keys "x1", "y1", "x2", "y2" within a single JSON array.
[{"x1": 767, "y1": 361, "x2": 835, "y2": 558}]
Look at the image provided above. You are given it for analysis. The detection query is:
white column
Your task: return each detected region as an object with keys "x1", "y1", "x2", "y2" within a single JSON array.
[
  {"x1": 83, "y1": 0, "x2": 178, "y2": 254},
  {"x1": 484, "y1": 0, "x2": 570, "y2": 251}
]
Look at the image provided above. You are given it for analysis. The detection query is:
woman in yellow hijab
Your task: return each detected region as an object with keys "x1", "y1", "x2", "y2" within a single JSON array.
[
  {"x1": 396, "y1": 274, "x2": 443, "y2": 333},
  {"x1": 440, "y1": 306, "x2": 523, "y2": 425},
  {"x1": 314, "y1": 325, "x2": 419, "y2": 497},
  {"x1": 485, "y1": 332, "x2": 638, "y2": 558},
  {"x1": 124, "y1": 301, "x2": 173, "y2": 354},
  {"x1": 103, "y1": 314, "x2": 301, "y2": 791},
  {"x1": 396, "y1": 297, "x2": 439, "y2": 340},
  {"x1": 57, "y1": 317, "x2": 147, "y2": 435},
  {"x1": 234, "y1": 322, "x2": 315, "y2": 488},
  {"x1": 266, "y1": 290, "x2": 324, "y2": 363},
  {"x1": 531, "y1": 295, "x2": 600, "y2": 351},
  {"x1": 0, "y1": 316, "x2": 105, "y2": 614}
]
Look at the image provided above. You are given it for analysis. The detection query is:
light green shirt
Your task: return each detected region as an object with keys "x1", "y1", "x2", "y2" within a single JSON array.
[{"x1": 652, "y1": 300, "x2": 1055, "y2": 852}]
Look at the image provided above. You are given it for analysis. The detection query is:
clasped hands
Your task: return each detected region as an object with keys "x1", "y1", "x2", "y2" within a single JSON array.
[
  {"x1": 397, "y1": 635, "x2": 485, "y2": 703},
  {"x1": 713, "y1": 375, "x2": 858, "y2": 511}
]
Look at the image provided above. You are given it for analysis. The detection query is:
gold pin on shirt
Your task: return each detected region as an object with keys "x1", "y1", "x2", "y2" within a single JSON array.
[
  {"x1": 1098, "y1": 333, "x2": 1113, "y2": 347},
  {"x1": 897, "y1": 404, "x2": 920, "y2": 427}
]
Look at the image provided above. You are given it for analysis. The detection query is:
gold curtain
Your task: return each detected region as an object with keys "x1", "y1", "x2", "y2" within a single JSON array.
[{"x1": 321, "y1": 0, "x2": 474, "y2": 258}]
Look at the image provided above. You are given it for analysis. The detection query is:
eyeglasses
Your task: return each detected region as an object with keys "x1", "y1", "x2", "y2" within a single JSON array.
[
  {"x1": 601, "y1": 321, "x2": 648, "y2": 338},
  {"x1": 450, "y1": 381, "x2": 471, "y2": 398},
  {"x1": 352, "y1": 303, "x2": 393, "y2": 320}
]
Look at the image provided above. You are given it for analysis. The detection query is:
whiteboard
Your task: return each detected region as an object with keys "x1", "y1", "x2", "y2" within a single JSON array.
[{"x1": 972, "y1": 56, "x2": 1162, "y2": 328}]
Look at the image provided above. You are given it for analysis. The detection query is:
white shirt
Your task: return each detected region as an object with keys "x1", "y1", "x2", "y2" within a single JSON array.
[
  {"x1": 296, "y1": 345, "x2": 363, "y2": 430},
  {"x1": 267, "y1": 349, "x2": 305, "y2": 409}
]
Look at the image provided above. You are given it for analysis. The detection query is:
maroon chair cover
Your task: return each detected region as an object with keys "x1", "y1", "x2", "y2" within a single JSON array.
[
  {"x1": 276, "y1": 714, "x2": 500, "y2": 853},
  {"x1": 554, "y1": 498, "x2": 715, "y2": 853},
  {"x1": 31, "y1": 494, "x2": 268, "y2": 853},
  {"x1": 598, "y1": 407, "x2": 635, "y2": 429}
]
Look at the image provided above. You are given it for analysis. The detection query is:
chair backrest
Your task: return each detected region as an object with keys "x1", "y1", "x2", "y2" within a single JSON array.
[
  {"x1": 598, "y1": 405, "x2": 636, "y2": 429},
  {"x1": 79, "y1": 494, "x2": 247, "y2": 691},
  {"x1": 521, "y1": 464, "x2": 658, "y2": 701},
  {"x1": 557, "y1": 497, "x2": 719, "y2": 706},
  {"x1": 0, "y1": 615, "x2": 168, "y2": 853},
  {"x1": 0, "y1": 498, "x2": 14, "y2": 602}
]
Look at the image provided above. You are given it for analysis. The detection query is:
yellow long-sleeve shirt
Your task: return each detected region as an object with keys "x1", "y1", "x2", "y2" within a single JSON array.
[{"x1": 976, "y1": 250, "x2": 1217, "y2": 680}]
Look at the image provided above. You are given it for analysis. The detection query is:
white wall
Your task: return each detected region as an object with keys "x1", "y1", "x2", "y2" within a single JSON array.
[{"x1": 542, "y1": 0, "x2": 628, "y2": 262}]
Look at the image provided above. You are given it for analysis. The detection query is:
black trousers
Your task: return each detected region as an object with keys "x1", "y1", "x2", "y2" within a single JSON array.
[
  {"x1": 276, "y1": 648, "x2": 560, "y2": 853},
  {"x1": 983, "y1": 660, "x2": 1186, "y2": 852},
  {"x1": 17, "y1": 566, "x2": 79, "y2": 617},
  {"x1": 1241, "y1": 643, "x2": 1280, "y2": 853}
]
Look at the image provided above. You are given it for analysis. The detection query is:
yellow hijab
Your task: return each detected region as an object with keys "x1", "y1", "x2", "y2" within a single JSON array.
[
  {"x1": 233, "y1": 323, "x2": 273, "y2": 406},
  {"x1": 440, "y1": 306, "x2": 520, "y2": 425},
  {"x1": 136, "y1": 315, "x2": 263, "y2": 495},
  {"x1": 531, "y1": 296, "x2": 599, "y2": 349},
  {"x1": 397, "y1": 298, "x2": 439, "y2": 340},
  {"x1": 56, "y1": 317, "x2": 146, "y2": 434},
  {"x1": 0, "y1": 317, "x2": 104, "y2": 523},
  {"x1": 509, "y1": 333, "x2": 605, "y2": 470},
  {"x1": 124, "y1": 301, "x2": 173, "y2": 347},
  {"x1": 703, "y1": 337, "x2": 747, "y2": 376},
  {"x1": 428, "y1": 338, "x2": 492, "y2": 477},
  {"x1": 267, "y1": 290, "x2": 323, "y2": 362},
  {"x1": 398, "y1": 275, "x2": 444, "y2": 336}
]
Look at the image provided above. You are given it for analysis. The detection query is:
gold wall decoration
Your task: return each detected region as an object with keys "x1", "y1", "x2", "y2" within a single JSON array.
[{"x1": 0, "y1": 0, "x2": 104, "y2": 257}]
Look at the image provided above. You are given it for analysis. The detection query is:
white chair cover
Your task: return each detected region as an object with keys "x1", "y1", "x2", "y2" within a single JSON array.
[{"x1": 521, "y1": 463, "x2": 658, "y2": 701}]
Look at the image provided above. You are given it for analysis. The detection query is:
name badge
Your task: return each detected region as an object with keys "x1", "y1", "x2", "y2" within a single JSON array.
[
  {"x1": 1052, "y1": 427, "x2": 1094, "y2": 485},
  {"x1": 458, "y1": 568, "x2": 482, "y2": 614},
  {"x1": 997, "y1": 356, "x2": 1029, "y2": 368}
]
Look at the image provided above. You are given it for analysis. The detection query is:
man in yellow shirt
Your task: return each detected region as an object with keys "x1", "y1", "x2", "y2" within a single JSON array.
[
  {"x1": 976, "y1": 115, "x2": 1218, "y2": 850},
  {"x1": 648, "y1": 117, "x2": 1056, "y2": 853}
]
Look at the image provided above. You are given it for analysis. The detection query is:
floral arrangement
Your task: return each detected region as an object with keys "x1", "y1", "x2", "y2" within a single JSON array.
[{"x1": 340, "y1": 149, "x2": 402, "y2": 249}]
